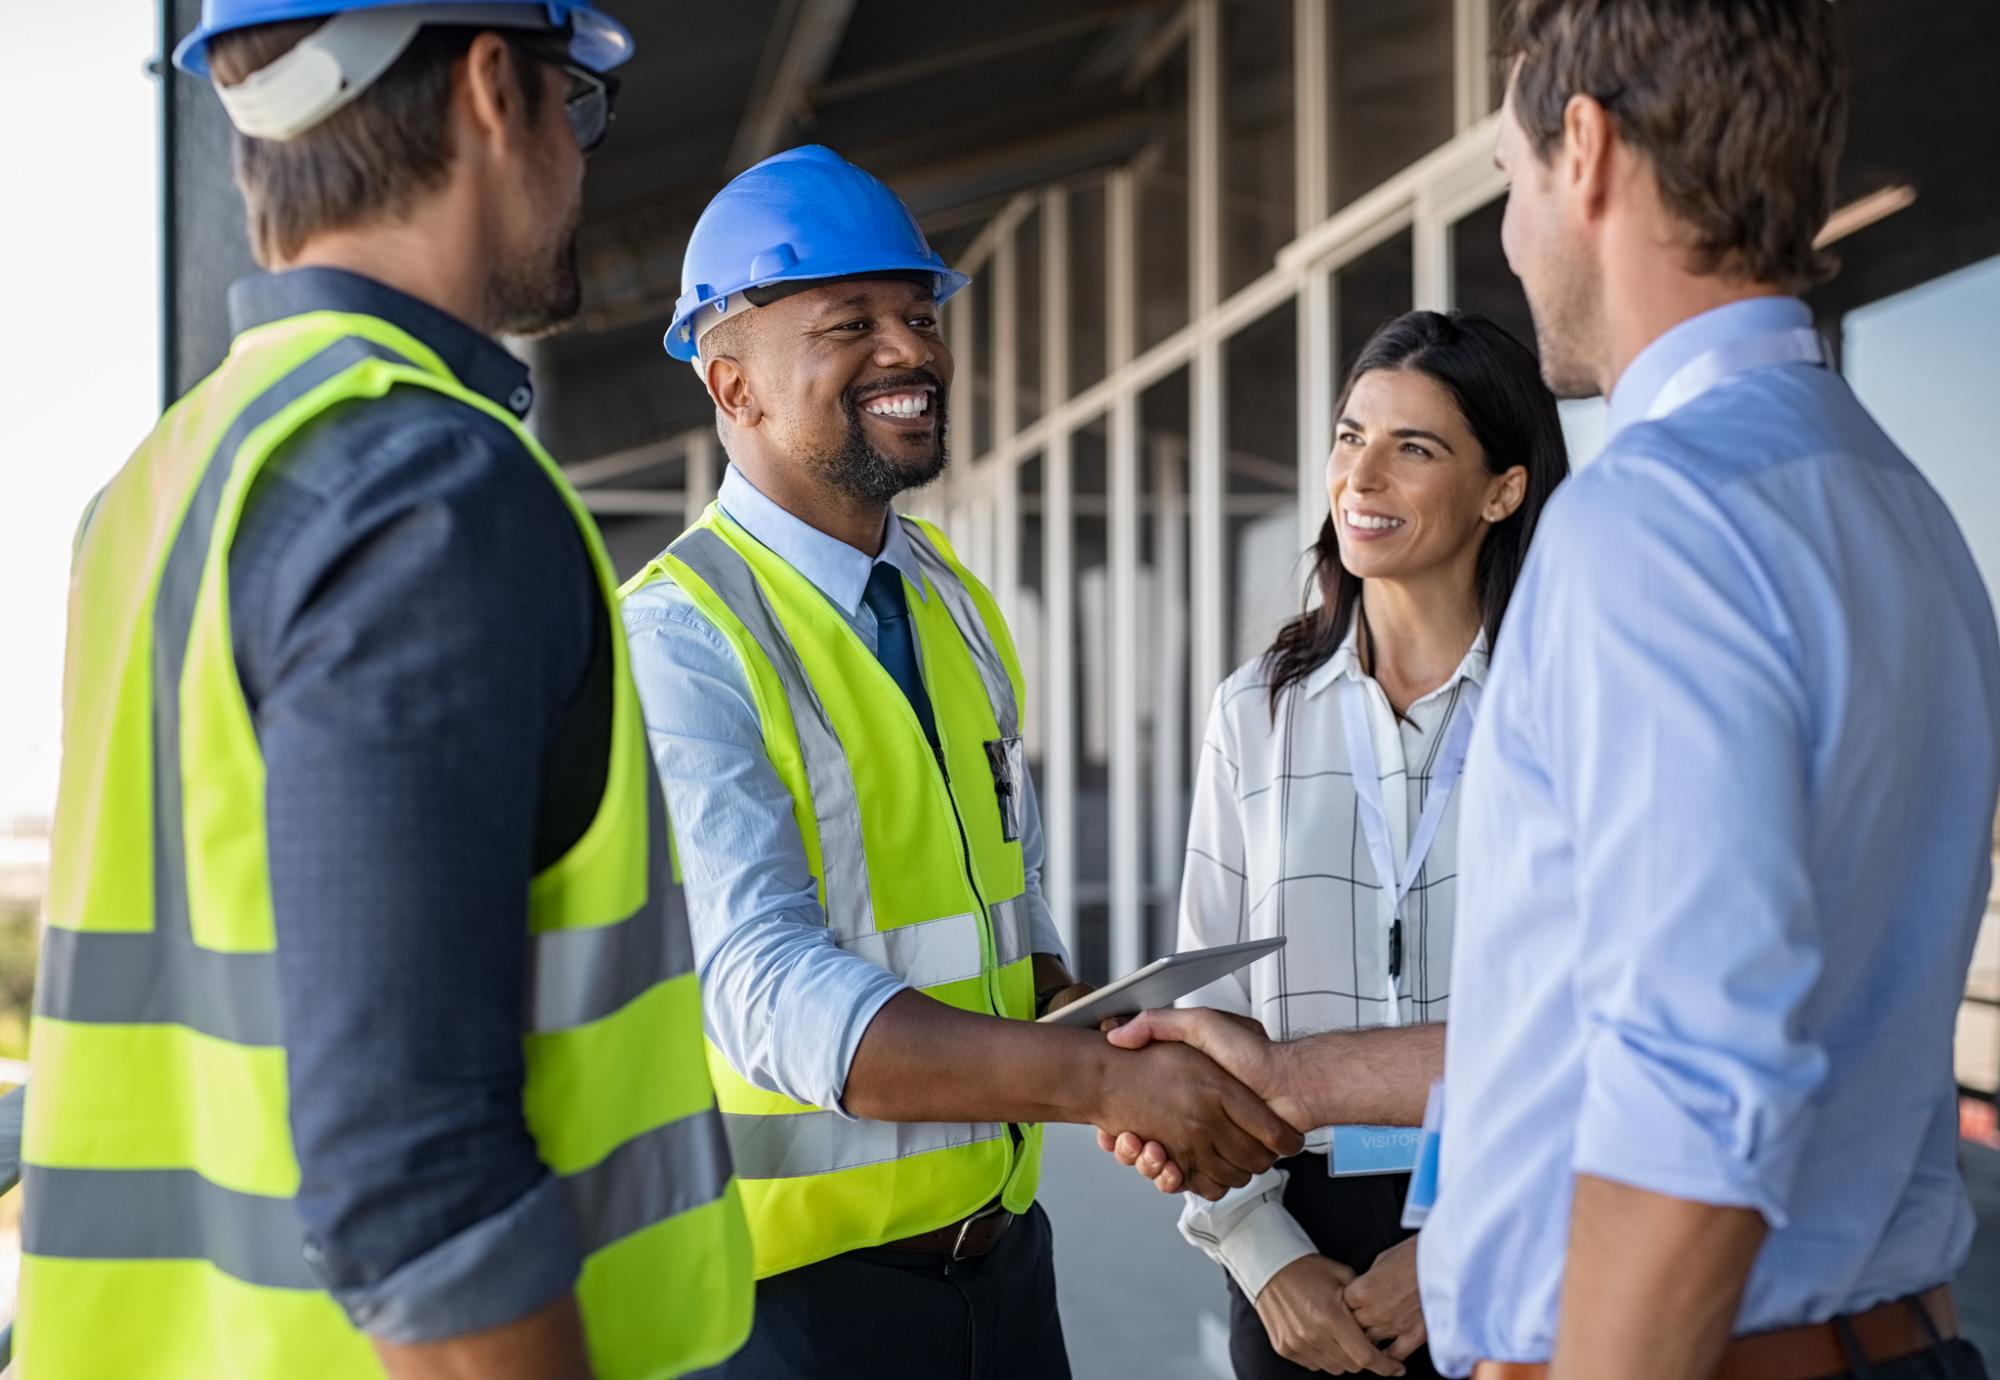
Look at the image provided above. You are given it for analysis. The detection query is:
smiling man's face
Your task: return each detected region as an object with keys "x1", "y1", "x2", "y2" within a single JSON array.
[{"x1": 723, "y1": 276, "x2": 954, "y2": 506}]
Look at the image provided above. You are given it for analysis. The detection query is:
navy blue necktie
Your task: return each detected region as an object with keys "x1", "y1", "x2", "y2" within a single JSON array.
[{"x1": 861, "y1": 563, "x2": 941, "y2": 756}]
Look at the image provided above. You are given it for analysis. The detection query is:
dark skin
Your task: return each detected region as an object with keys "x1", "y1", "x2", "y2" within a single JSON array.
[{"x1": 700, "y1": 280, "x2": 1303, "y2": 1198}]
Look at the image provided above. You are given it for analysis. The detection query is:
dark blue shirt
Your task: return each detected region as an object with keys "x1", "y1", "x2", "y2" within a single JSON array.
[{"x1": 226, "y1": 269, "x2": 607, "y2": 1343}]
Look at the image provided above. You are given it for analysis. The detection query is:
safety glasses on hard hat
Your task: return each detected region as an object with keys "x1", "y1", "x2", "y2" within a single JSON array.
[{"x1": 519, "y1": 44, "x2": 620, "y2": 154}]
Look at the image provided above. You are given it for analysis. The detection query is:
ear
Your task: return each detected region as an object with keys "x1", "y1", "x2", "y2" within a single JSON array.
[
  {"x1": 1560, "y1": 92, "x2": 1617, "y2": 222},
  {"x1": 705, "y1": 355, "x2": 763, "y2": 428},
  {"x1": 458, "y1": 32, "x2": 528, "y2": 154},
  {"x1": 1485, "y1": 465, "x2": 1529, "y2": 524}
]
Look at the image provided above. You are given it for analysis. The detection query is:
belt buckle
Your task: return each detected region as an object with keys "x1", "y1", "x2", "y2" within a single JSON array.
[{"x1": 949, "y1": 1203, "x2": 1001, "y2": 1261}]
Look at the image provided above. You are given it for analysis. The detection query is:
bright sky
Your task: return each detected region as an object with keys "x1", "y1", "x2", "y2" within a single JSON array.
[{"x1": 0, "y1": 7, "x2": 162, "y2": 822}]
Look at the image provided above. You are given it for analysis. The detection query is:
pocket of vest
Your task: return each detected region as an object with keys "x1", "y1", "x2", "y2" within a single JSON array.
[{"x1": 984, "y1": 736, "x2": 1026, "y2": 843}]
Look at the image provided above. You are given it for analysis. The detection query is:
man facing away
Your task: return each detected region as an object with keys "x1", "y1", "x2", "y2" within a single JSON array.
[
  {"x1": 1102, "y1": 3, "x2": 2000, "y2": 1378},
  {"x1": 20, "y1": 4, "x2": 752, "y2": 1377},
  {"x1": 621, "y1": 145, "x2": 1302, "y2": 1379}
]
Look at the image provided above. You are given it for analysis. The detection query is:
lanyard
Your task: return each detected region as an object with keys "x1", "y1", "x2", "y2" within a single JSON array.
[
  {"x1": 1339, "y1": 676, "x2": 1480, "y2": 1024},
  {"x1": 1644, "y1": 325, "x2": 1826, "y2": 421}
]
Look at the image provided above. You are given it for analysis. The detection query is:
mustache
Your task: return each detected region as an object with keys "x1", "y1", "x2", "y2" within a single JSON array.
[{"x1": 845, "y1": 369, "x2": 947, "y2": 411}]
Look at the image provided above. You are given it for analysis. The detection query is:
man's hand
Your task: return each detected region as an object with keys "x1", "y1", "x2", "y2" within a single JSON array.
[
  {"x1": 1344, "y1": 1235, "x2": 1427, "y2": 1364},
  {"x1": 1109, "y1": 1007, "x2": 1309, "y2": 1125},
  {"x1": 1032, "y1": 954, "x2": 1093, "y2": 1018},
  {"x1": 1254, "y1": 1255, "x2": 1406, "y2": 1377},
  {"x1": 1039, "y1": 983, "x2": 1095, "y2": 1016},
  {"x1": 1094, "y1": 1007, "x2": 1306, "y2": 1194},
  {"x1": 1092, "y1": 1040, "x2": 1302, "y2": 1200}
]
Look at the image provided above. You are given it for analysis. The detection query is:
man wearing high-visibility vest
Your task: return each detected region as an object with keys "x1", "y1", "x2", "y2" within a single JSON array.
[
  {"x1": 21, "y1": 4, "x2": 752, "y2": 1377},
  {"x1": 623, "y1": 145, "x2": 1302, "y2": 1379}
]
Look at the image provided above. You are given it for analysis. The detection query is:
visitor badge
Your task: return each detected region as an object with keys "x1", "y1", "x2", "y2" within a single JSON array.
[
  {"x1": 1400, "y1": 1080, "x2": 1446, "y2": 1230},
  {"x1": 1328, "y1": 1124, "x2": 1422, "y2": 1177}
]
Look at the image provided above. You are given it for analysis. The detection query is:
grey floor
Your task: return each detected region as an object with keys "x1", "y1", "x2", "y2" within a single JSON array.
[{"x1": 1044, "y1": 1126, "x2": 2000, "y2": 1380}]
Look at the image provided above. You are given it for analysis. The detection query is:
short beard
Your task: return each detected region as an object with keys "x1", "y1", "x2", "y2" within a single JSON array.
[
  {"x1": 1525, "y1": 255, "x2": 1604, "y2": 400},
  {"x1": 809, "y1": 375, "x2": 951, "y2": 507},
  {"x1": 491, "y1": 205, "x2": 584, "y2": 340}
]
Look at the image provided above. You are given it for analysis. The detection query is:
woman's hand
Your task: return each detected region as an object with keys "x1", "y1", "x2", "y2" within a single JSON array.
[
  {"x1": 1343, "y1": 1235, "x2": 1427, "y2": 1364},
  {"x1": 1254, "y1": 1255, "x2": 1406, "y2": 1376}
]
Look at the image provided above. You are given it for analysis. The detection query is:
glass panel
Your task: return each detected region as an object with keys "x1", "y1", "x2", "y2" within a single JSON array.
[
  {"x1": 1137, "y1": 46, "x2": 1192, "y2": 352},
  {"x1": 1223, "y1": 0, "x2": 1297, "y2": 296},
  {"x1": 1141, "y1": 371, "x2": 1194, "y2": 960},
  {"x1": 1329, "y1": 0, "x2": 1454, "y2": 209},
  {"x1": 959, "y1": 269, "x2": 993, "y2": 458},
  {"x1": 1071, "y1": 417, "x2": 1113, "y2": 980},
  {"x1": 1014, "y1": 204, "x2": 1044, "y2": 434},
  {"x1": 1450, "y1": 194, "x2": 1609, "y2": 465},
  {"x1": 1016, "y1": 453, "x2": 1048, "y2": 778},
  {"x1": 1843, "y1": 254, "x2": 2000, "y2": 1104},
  {"x1": 1068, "y1": 179, "x2": 1110, "y2": 397},
  {"x1": 1335, "y1": 229, "x2": 1413, "y2": 378},
  {"x1": 1225, "y1": 301, "x2": 1302, "y2": 670},
  {"x1": 1450, "y1": 196, "x2": 1533, "y2": 354}
]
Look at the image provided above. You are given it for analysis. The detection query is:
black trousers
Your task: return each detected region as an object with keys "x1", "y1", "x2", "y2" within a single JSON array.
[
  {"x1": 1224, "y1": 1154, "x2": 1443, "y2": 1380},
  {"x1": 690, "y1": 1202, "x2": 1071, "y2": 1380}
]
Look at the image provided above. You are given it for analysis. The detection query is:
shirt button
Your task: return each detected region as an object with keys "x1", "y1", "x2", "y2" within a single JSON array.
[{"x1": 508, "y1": 384, "x2": 535, "y2": 415}]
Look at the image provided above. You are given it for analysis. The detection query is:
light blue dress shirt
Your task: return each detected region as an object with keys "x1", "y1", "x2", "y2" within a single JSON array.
[
  {"x1": 622, "y1": 465, "x2": 1068, "y2": 1114},
  {"x1": 1418, "y1": 297, "x2": 2000, "y2": 1374}
]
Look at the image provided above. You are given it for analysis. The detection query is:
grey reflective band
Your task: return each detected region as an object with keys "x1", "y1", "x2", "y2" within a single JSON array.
[
  {"x1": 23, "y1": 1106, "x2": 737, "y2": 1287},
  {"x1": 719, "y1": 1110, "x2": 1004, "y2": 1181},
  {"x1": 987, "y1": 895, "x2": 1037, "y2": 970},
  {"x1": 562, "y1": 1105, "x2": 737, "y2": 1254},
  {"x1": 837, "y1": 911, "x2": 983, "y2": 990},
  {"x1": 21, "y1": 1165, "x2": 320, "y2": 1291},
  {"x1": 42, "y1": 337, "x2": 413, "y2": 1045},
  {"x1": 36, "y1": 927, "x2": 281, "y2": 1046},
  {"x1": 669, "y1": 528, "x2": 878, "y2": 941},
  {"x1": 526, "y1": 784, "x2": 698, "y2": 1033},
  {"x1": 900, "y1": 521, "x2": 1020, "y2": 740}
]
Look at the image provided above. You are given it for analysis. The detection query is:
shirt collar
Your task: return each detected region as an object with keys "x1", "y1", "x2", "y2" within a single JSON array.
[
  {"x1": 227, "y1": 268, "x2": 536, "y2": 419},
  {"x1": 1301, "y1": 617, "x2": 1489, "y2": 702},
  {"x1": 1605, "y1": 295, "x2": 1813, "y2": 442},
  {"x1": 717, "y1": 465, "x2": 929, "y2": 616}
]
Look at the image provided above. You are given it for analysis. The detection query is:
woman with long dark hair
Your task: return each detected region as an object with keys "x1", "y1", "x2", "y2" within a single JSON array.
[{"x1": 1173, "y1": 310, "x2": 1569, "y2": 1379}]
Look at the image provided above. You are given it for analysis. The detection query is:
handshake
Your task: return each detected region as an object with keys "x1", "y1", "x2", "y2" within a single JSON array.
[{"x1": 1079, "y1": 1006, "x2": 1312, "y2": 1200}]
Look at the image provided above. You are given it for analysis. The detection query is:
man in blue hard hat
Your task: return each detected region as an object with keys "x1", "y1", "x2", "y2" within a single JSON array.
[
  {"x1": 17, "y1": 4, "x2": 753, "y2": 1378},
  {"x1": 621, "y1": 145, "x2": 1301, "y2": 1379}
]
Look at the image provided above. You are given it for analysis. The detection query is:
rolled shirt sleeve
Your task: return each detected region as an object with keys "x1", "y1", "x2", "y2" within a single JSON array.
[
  {"x1": 622, "y1": 590, "x2": 909, "y2": 1114},
  {"x1": 1538, "y1": 467, "x2": 1829, "y2": 1226}
]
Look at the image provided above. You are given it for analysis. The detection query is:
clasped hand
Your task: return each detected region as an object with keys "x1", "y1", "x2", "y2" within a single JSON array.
[
  {"x1": 1094, "y1": 1007, "x2": 1307, "y2": 1195},
  {"x1": 1093, "y1": 1031, "x2": 1303, "y2": 1200}
]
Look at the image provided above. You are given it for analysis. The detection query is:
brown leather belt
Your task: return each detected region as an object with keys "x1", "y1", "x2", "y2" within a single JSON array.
[
  {"x1": 879, "y1": 1204, "x2": 1015, "y2": 1261},
  {"x1": 1472, "y1": 1286, "x2": 1958, "y2": 1380}
]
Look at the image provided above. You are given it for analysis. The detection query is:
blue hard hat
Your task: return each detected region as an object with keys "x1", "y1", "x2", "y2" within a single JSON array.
[
  {"x1": 173, "y1": 0, "x2": 633, "y2": 78},
  {"x1": 666, "y1": 144, "x2": 970, "y2": 362}
]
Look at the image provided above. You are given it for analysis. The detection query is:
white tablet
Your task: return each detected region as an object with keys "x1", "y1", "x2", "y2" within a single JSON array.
[{"x1": 1036, "y1": 937, "x2": 1287, "y2": 1027}]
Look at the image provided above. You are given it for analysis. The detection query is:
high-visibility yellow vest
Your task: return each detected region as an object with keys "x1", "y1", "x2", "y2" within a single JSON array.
[
  {"x1": 20, "y1": 308, "x2": 753, "y2": 1379},
  {"x1": 622, "y1": 508, "x2": 1043, "y2": 1279}
]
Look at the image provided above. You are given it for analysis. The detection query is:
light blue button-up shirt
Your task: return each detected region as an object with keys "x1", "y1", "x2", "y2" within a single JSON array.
[
  {"x1": 1418, "y1": 297, "x2": 2000, "y2": 1374},
  {"x1": 622, "y1": 465, "x2": 1068, "y2": 1114}
]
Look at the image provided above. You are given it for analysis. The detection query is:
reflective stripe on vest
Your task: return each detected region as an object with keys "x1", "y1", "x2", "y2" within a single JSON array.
[{"x1": 22, "y1": 312, "x2": 752, "y2": 1379}]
